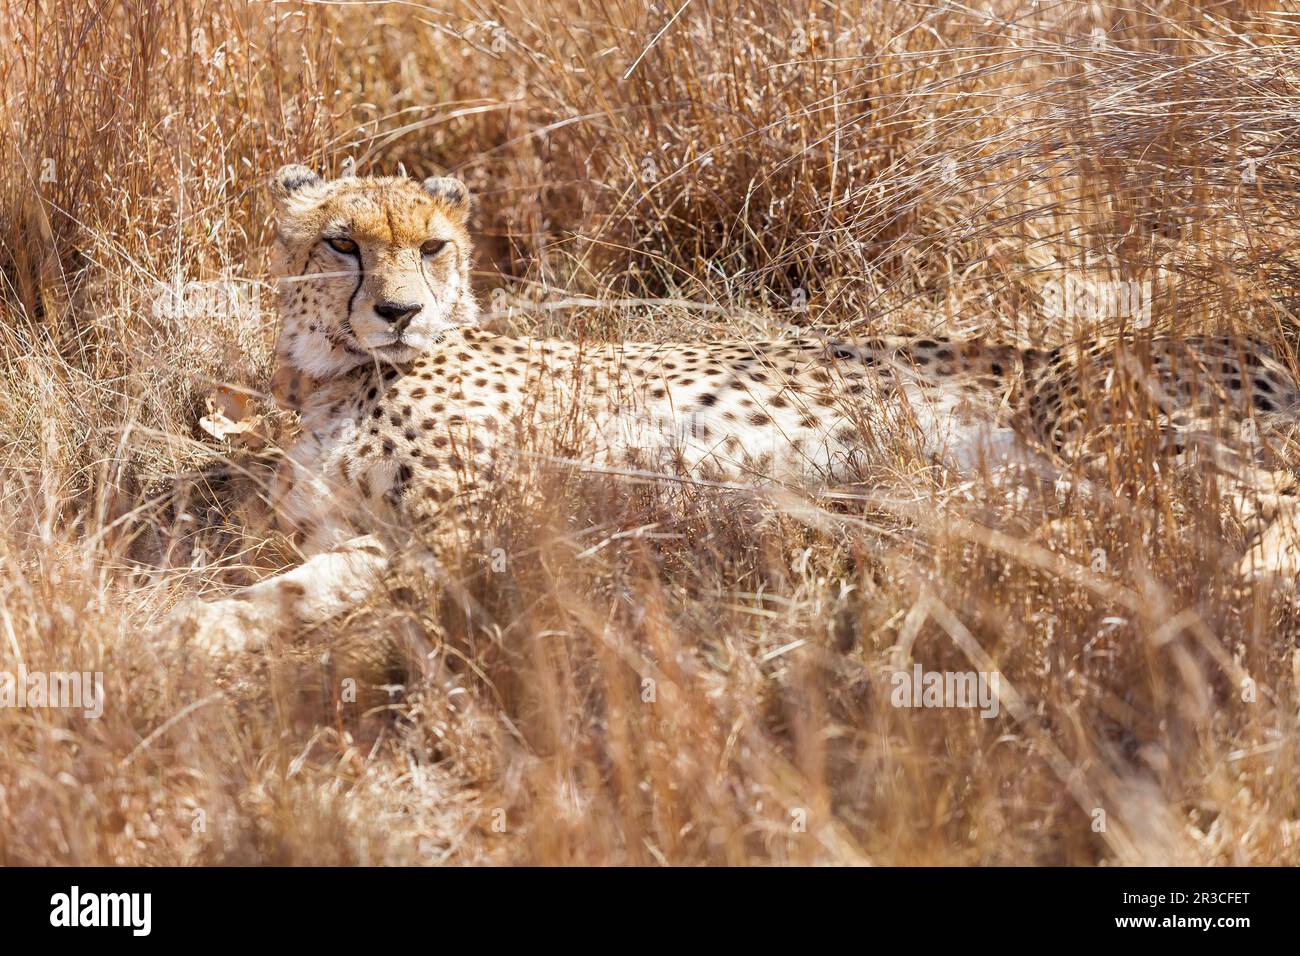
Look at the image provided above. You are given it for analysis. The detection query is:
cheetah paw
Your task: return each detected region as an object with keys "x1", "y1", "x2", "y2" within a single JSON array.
[
  {"x1": 1237, "y1": 510, "x2": 1300, "y2": 586},
  {"x1": 160, "y1": 595, "x2": 275, "y2": 659}
]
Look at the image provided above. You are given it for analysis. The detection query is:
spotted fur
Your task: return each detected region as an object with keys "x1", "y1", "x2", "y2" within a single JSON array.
[{"x1": 169, "y1": 167, "x2": 1300, "y2": 656}]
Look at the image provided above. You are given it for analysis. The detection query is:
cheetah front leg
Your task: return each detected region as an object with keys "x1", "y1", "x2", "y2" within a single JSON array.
[
  {"x1": 1195, "y1": 452, "x2": 1300, "y2": 583},
  {"x1": 166, "y1": 535, "x2": 389, "y2": 657},
  {"x1": 1234, "y1": 471, "x2": 1300, "y2": 583}
]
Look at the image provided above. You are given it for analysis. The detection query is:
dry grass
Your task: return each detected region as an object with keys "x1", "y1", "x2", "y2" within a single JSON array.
[{"x1": 3, "y1": 0, "x2": 1300, "y2": 865}]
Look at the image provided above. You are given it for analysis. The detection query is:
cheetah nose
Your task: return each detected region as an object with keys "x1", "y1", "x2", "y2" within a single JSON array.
[{"x1": 374, "y1": 301, "x2": 423, "y2": 331}]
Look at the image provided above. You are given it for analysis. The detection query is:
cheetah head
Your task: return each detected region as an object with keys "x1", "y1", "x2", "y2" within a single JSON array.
[{"x1": 269, "y1": 165, "x2": 478, "y2": 378}]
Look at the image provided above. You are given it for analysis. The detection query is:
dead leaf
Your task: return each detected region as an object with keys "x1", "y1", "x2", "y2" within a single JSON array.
[{"x1": 199, "y1": 386, "x2": 268, "y2": 449}]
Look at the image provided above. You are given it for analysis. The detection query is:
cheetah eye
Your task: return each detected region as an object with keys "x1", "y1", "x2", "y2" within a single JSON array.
[
  {"x1": 325, "y1": 236, "x2": 359, "y2": 256},
  {"x1": 421, "y1": 239, "x2": 448, "y2": 258}
]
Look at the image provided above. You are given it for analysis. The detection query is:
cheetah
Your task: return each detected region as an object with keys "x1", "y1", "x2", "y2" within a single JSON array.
[{"x1": 172, "y1": 165, "x2": 1300, "y2": 654}]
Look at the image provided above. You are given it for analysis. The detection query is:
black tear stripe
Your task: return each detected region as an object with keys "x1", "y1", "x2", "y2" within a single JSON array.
[
  {"x1": 304, "y1": 242, "x2": 366, "y2": 358},
  {"x1": 345, "y1": 242, "x2": 365, "y2": 335},
  {"x1": 419, "y1": 252, "x2": 438, "y2": 302}
]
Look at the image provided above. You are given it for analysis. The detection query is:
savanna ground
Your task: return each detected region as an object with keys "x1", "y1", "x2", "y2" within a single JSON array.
[{"x1": 2, "y1": 0, "x2": 1300, "y2": 865}]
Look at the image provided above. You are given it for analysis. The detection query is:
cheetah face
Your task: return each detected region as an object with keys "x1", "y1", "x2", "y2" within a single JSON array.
[{"x1": 269, "y1": 165, "x2": 479, "y2": 378}]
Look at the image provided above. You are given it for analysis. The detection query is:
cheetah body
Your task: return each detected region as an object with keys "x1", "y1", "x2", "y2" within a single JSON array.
[
  {"x1": 170, "y1": 166, "x2": 1300, "y2": 655},
  {"x1": 281, "y1": 328, "x2": 1300, "y2": 560},
  {"x1": 277, "y1": 329, "x2": 1052, "y2": 554}
]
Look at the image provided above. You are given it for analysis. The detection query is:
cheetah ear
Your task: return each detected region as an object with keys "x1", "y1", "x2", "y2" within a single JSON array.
[
  {"x1": 420, "y1": 176, "x2": 472, "y2": 221},
  {"x1": 270, "y1": 164, "x2": 325, "y2": 214}
]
